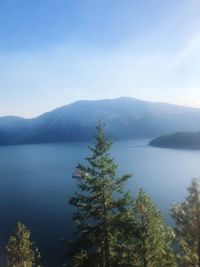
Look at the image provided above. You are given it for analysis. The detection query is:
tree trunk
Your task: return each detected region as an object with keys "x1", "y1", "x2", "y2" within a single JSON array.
[
  {"x1": 198, "y1": 231, "x2": 200, "y2": 267},
  {"x1": 105, "y1": 233, "x2": 111, "y2": 267},
  {"x1": 103, "y1": 189, "x2": 111, "y2": 267},
  {"x1": 143, "y1": 258, "x2": 147, "y2": 267},
  {"x1": 198, "y1": 206, "x2": 200, "y2": 267},
  {"x1": 102, "y1": 249, "x2": 106, "y2": 267},
  {"x1": 142, "y1": 214, "x2": 147, "y2": 267}
]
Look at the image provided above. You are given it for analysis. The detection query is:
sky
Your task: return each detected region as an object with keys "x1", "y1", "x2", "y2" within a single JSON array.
[{"x1": 1, "y1": 0, "x2": 200, "y2": 117}]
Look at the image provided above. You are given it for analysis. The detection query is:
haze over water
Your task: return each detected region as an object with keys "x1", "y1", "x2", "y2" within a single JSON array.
[{"x1": 0, "y1": 139, "x2": 199, "y2": 266}]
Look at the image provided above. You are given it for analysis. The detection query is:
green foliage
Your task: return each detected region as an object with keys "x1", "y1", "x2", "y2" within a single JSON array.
[
  {"x1": 6, "y1": 222, "x2": 41, "y2": 267},
  {"x1": 171, "y1": 178, "x2": 200, "y2": 266},
  {"x1": 71, "y1": 249, "x2": 88, "y2": 267},
  {"x1": 69, "y1": 123, "x2": 132, "y2": 267},
  {"x1": 128, "y1": 189, "x2": 176, "y2": 267}
]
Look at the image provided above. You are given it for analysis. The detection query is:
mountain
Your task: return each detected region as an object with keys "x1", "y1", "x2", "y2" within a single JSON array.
[
  {"x1": 149, "y1": 132, "x2": 200, "y2": 149},
  {"x1": 1, "y1": 97, "x2": 200, "y2": 145}
]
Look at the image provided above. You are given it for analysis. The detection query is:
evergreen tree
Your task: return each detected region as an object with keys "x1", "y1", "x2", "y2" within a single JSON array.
[
  {"x1": 129, "y1": 189, "x2": 176, "y2": 267},
  {"x1": 171, "y1": 178, "x2": 200, "y2": 267},
  {"x1": 6, "y1": 222, "x2": 41, "y2": 267},
  {"x1": 69, "y1": 123, "x2": 132, "y2": 267}
]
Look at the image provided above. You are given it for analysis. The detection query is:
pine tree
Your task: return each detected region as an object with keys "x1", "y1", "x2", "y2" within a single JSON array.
[
  {"x1": 6, "y1": 222, "x2": 41, "y2": 267},
  {"x1": 128, "y1": 189, "x2": 176, "y2": 267},
  {"x1": 171, "y1": 178, "x2": 200, "y2": 267},
  {"x1": 69, "y1": 123, "x2": 132, "y2": 267}
]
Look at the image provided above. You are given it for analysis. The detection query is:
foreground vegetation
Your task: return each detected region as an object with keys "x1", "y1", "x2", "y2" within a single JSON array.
[
  {"x1": 3, "y1": 124, "x2": 200, "y2": 266},
  {"x1": 68, "y1": 124, "x2": 200, "y2": 267}
]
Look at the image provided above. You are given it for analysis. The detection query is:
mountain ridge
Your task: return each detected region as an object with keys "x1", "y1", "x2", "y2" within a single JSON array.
[
  {"x1": 149, "y1": 132, "x2": 200, "y2": 150},
  {"x1": 1, "y1": 97, "x2": 200, "y2": 146},
  {"x1": 2, "y1": 96, "x2": 200, "y2": 120}
]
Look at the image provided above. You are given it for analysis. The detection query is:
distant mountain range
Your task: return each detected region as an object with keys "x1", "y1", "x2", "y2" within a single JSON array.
[
  {"x1": 1, "y1": 97, "x2": 200, "y2": 146},
  {"x1": 149, "y1": 132, "x2": 200, "y2": 150}
]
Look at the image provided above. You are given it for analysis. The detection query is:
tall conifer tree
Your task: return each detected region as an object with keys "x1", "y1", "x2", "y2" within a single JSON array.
[
  {"x1": 6, "y1": 222, "x2": 41, "y2": 267},
  {"x1": 129, "y1": 189, "x2": 176, "y2": 267},
  {"x1": 69, "y1": 123, "x2": 132, "y2": 267},
  {"x1": 171, "y1": 178, "x2": 200, "y2": 266}
]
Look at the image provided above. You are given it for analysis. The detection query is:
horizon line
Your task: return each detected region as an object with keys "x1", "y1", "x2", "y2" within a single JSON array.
[{"x1": 1, "y1": 96, "x2": 200, "y2": 120}]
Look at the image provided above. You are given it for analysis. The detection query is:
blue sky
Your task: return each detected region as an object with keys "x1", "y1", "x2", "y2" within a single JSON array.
[{"x1": 1, "y1": 0, "x2": 200, "y2": 117}]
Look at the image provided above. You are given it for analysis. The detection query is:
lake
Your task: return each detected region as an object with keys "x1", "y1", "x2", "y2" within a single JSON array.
[{"x1": 0, "y1": 139, "x2": 200, "y2": 266}]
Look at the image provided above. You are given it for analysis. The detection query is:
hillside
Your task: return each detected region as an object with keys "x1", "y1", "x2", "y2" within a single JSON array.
[
  {"x1": 149, "y1": 132, "x2": 200, "y2": 149},
  {"x1": 1, "y1": 97, "x2": 200, "y2": 145}
]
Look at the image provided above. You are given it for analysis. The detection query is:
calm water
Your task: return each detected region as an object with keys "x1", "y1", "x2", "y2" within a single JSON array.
[{"x1": 0, "y1": 140, "x2": 200, "y2": 266}]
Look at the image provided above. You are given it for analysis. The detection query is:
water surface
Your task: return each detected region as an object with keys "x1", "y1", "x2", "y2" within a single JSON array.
[{"x1": 0, "y1": 140, "x2": 199, "y2": 266}]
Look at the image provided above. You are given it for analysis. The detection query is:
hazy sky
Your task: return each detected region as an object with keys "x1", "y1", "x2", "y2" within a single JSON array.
[{"x1": 1, "y1": 0, "x2": 200, "y2": 117}]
